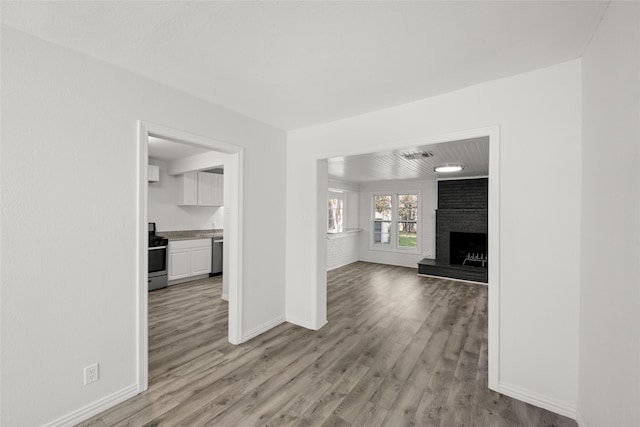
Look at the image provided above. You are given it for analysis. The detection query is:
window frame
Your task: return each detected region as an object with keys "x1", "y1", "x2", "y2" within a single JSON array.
[
  {"x1": 369, "y1": 190, "x2": 421, "y2": 254},
  {"x1": 327, "y1": 191, "x2": 346, "y2": 233}
]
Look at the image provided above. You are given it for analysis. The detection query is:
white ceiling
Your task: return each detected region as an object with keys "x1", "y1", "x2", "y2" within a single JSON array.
[
  {"x1": 1, "y1": 1, "x2": 608, "y2": 130},
  {"x1": 329, "y1": 136, "x2": 489, "y2": 183},
  {"x1": 148, "y1": 136, "x2": 211, "y2": 161}
]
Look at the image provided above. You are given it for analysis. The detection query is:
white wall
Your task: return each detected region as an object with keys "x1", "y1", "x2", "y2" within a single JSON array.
[
  {"x1": 287, "y1": 60, "x2": 582, "y2": 413},
  {"x1": 148, "y1": 158, "x2": 224, "y2": 231},
  {"x1": 358, "y1": 178, "x2": 437, "y2": 268},
  {"x1": 578, "y1": 3, "x2": 640, "y2": 426},
  {"x1": 327, "y1": 234, "x2": 359, "y2": 270},
  {"x1": 1, "y1": 27, "x2": 286, "y2": 426}
]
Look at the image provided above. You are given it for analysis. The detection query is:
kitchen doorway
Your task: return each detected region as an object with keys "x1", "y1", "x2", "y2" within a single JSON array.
[{"x1": 136, "y1": 121, "x2": 244, "y2": 394}]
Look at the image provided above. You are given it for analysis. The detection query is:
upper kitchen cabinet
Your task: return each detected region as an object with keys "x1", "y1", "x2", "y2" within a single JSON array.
[
  {"x1": 178, "y1": 171, "x2": 223, "y2": 206},
  {"x1": 148, "y1": 164, "x2": 160, "y2": 182},
  {"x1": 211, "y1": 173, "x2": 224, "y2": 206}
]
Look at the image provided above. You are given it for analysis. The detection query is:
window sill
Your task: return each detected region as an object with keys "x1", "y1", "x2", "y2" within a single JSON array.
[
  {"x1": 368, "y1": 244, "x2": 420, "y2": 254},
  {"x1": 327, "y1": 228, "x2": 362, "y2": 239}
]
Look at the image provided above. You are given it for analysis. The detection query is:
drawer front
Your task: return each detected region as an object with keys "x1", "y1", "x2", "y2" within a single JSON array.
[{"x1": 169, "y1": 238, "x2": 212, "y2": 251}]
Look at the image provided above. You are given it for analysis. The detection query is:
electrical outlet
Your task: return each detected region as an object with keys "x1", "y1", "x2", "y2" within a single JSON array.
[{"x1": 84, "y1": 363, "x2": 99, "y2": 385}]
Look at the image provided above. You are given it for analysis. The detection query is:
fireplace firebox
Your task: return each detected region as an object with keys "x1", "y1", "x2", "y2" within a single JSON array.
[{"x1": 449, "y1": 232, "x2": 487, "y2": 267}]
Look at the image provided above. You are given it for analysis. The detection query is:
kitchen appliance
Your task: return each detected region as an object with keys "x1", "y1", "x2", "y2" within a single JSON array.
[
  {"x1": 148, "y1": 223, "x2": 169, "y2": 291},
  {"x1": 210, "y1": 238, "x2": 223, "y2": 276}
]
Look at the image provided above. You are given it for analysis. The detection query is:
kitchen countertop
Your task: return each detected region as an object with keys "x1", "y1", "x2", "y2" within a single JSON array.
[{"x1": 159, "y1": 229, "x2": 223, "y2": 241}]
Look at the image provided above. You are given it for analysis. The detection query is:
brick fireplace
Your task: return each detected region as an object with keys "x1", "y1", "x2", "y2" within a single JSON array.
[{"x1": 435, "y1": 178, "x2": 488, "y2": 263}]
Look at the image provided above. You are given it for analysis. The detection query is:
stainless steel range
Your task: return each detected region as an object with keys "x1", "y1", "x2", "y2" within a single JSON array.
[{"x1": 148, "y1": 223, "x2": 168, "y2": 291}]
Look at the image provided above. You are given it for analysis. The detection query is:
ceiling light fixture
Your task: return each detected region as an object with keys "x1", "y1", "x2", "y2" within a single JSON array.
[{"x1": 434, "y1": 164, "x2": 464, "y2": 173}]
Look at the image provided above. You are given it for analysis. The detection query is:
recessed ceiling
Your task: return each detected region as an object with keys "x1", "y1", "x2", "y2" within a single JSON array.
[
  {"x1": 148, "y1": 136, "x2": 211, "y2": 162},
  {"x1": 1, "y1": 2, "x2": 608, "y2": 130},
  {"x1": 328, "y1": 137, "x2": 489, "y2": 183}
]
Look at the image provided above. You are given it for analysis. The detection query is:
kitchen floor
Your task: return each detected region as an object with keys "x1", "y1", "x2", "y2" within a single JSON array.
[{"x1": 78, "y1": 264, "x2": 576, "y2": 426}]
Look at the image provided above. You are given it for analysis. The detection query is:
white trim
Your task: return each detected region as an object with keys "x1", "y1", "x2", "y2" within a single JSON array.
[
  {"x1": 228, "y1": 149, "x2": 244, "y2": 345},
  {"x1": 241, "y1": 315, "x2": 286, "y2": 342},
  {"x1": 136, "y1": 123, "x2": 149, "y2": 392},
  {"x1": 368, "y1": 190, "x2": 422, "y2": 254},
  {"x1": 136, "y1": 121, "x2": 245, "y2": 398},
  {"x1": 417, "y1": 273, "x2": 487, "y2": 286},
  {"x1": 499, "y1": 382, "x2": 577, "y2": 420},
  {"x1": 315, "y1": 125, "x2": 501, "y2": 392},
  {"x1": 44, "y1": 384, "x2": 138, "y2": 427},
  {"x1": 327, "y1": 260, "x2": 359, "y2": 271},
  {"x1": 286, "y1": 315, "x2": 328, "y2": 330},
  {"x1": 167, "y1": 273, "x2": 210, "y2": 287},
  {"x1": 487, "y1": 126, "x2": 500, "y2": 391},
  {"x1": 576, "y1": 410, "x2": 587, "y2": 427},
  {"x1": 221, "y1": 293, "x2": 229, "y2": 301},
  {"x1": 326, "y1": 228, "x2": 361, "y2": 240},
  {"x1": 315, "y1": 160, "x2": 329, "y2": 329}
]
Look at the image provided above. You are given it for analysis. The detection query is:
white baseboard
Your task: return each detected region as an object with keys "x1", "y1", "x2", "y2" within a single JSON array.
[
  {"x1": 499, "y1": 382, "x2": 577, "y2": 420},
  {"x1": 327, "y1": 259, "x2": 359, "y2": 271},
  {"x1": 167, "y1": 273, "x2": 210, "y2": 286},
  {"x1": 221, "y1": 293, "x2": 229, "y2": 301},
  {"x1": 45, "y1": 383, "x2": 138, "y2": 427},
  {"x1": 286, "y1": 315, "x2": 327, "y2": 330},
  {"x1": 241, "y1": 315, "x2": 286, "y2": 342}
]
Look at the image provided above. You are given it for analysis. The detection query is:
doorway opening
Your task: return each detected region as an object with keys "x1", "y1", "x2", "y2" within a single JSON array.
[
  {"x1": 136, "y1": 121, "x2": 244, "y2": 393},
  {"x1": 316, "y1": 127, "x2": 500, "y2": 390}
]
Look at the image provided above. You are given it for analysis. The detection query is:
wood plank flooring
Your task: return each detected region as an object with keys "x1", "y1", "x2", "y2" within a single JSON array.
[{"x1": 78, "y1": 262, "x2": 576, "y2": 427}]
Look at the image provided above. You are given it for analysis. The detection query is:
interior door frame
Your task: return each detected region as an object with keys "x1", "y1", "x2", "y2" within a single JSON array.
[
  {"x1": 136, "y1": 121, "x2": 244, "y2": 392},
  {"x1": 315, "y1": 126, "x2": 500, "y2": 390}
]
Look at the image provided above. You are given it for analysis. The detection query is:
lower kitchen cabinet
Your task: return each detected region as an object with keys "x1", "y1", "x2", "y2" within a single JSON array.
[
  {"x1": 168, "y1": 239, "x2": 212, "y2": 281},
  {"x1": 191, "y1": 246, "x2": 212, "y2": 276}
]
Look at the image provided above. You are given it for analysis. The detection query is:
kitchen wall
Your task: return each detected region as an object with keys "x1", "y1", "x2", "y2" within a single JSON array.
[
  {"x1": 1, "y1": 26, "x2": 286, "y2": 427},
  {"x1": 148, "y1": 158, "x2": 224, "y2": 231},
  {"x1": 358, "y1": 178, "x2": 437, "y2": 268},
  {"x1": 578, "y1": 2, "x2": 640, "y2": 426},
  {"x1": 287, "y1": 60, "x2": 582, "y2": 415}
]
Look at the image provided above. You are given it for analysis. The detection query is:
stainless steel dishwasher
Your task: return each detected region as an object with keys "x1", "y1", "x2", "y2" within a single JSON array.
[{"x1": 210, "y1": 238, "x2": 223, "y2": 276}]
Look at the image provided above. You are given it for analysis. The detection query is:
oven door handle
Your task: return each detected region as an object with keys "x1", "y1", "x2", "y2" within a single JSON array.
[{"x1": 149, "y1": 246, "x2": 167, "y2": 250}]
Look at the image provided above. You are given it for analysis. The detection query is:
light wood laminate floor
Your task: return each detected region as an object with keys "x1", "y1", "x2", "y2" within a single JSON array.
[{"x1": 79, "y1": 262, "x2": 576, "y2": 426}]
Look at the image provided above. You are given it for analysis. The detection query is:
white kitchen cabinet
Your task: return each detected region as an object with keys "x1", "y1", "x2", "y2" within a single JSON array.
[
  {"x1": 212, "y1": 173, "x2": 224, "y2": 206},
  {"x1": 168, "y1": 248, "x2": 190, "y2": 280},
  {"x1": 197, "y1": 172, "x2": 216, "y2": 206},
  {"x1": 177, "y1": 171, "x2": 223, "y2": 206},
  {"x1": 191, "y1": 246, "x2": 213, "y2": 275},
  {"x1": 168, "y1": 239, "x2": 212, "y2": 281},
  {"x1": 177, "y1": 172, "x2": 199, "y2": 206},
  {"x1": 148, "y1": 164, "x2": 160, "y2": 182}
]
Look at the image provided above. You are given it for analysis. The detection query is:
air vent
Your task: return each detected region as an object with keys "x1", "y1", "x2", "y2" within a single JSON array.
[{"x1": 402, "y1": 151, "x2": 435, "y2": 160}]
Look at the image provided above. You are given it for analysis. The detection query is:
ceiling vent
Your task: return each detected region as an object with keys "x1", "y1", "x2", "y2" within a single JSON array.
[{"x1": 402, "y1": 151, "x2": 435, "y2": 160}]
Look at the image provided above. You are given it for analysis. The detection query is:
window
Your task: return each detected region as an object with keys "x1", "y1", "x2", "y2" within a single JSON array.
[
  {"x1": 328, "y1": 195, "x2": 344, "y2": 233},
  {"x1": 398, "y1": 194, "x2": 418, "y2": 248},
  {"x1": 373, "y1": 195, "x2": 392, "y2": 244},
  {"x1": 372, "y1": 192, "x2": 419, "y2": 251}
]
